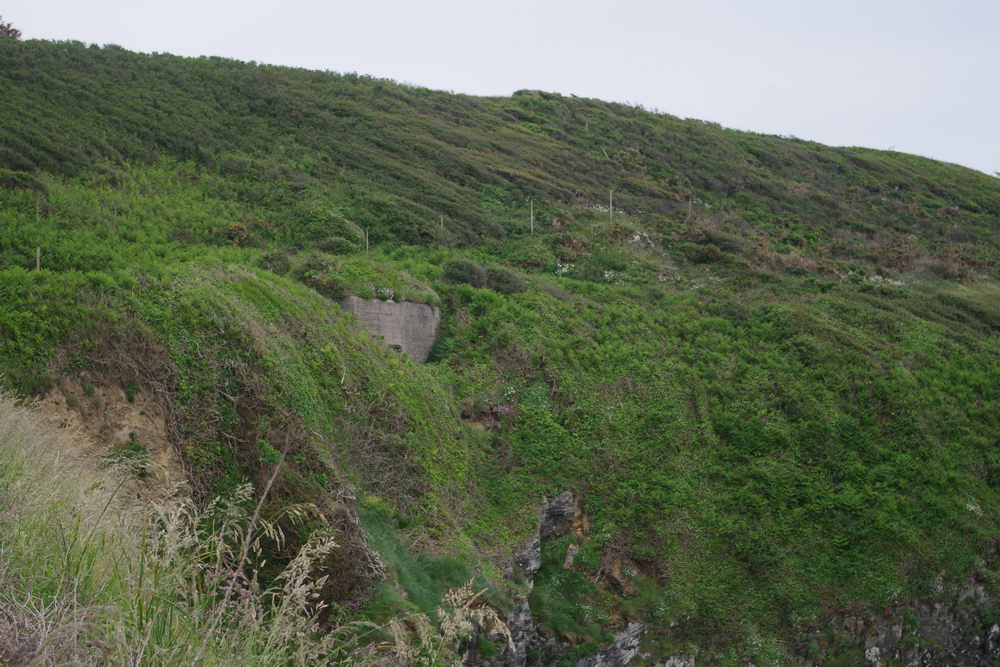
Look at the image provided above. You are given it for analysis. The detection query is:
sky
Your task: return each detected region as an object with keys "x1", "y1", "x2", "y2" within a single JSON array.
[{"x1": 3, "y1": 0, "x2": 998, "y2": 175}]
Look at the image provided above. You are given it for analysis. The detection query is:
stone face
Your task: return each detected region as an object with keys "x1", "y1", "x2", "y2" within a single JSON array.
[
  {"x1": 458, "y1": 597, "x2": 533, "y2": 667},
  {"x1": 575, "y1": 622, "x2": 645, "y2": 667},
  {"x1": 832, "y1": 583, "x2": 1000, "y2": 666},
  {"x1": 539, "y1": 490, "x2": 578, "y2": 540},
  {"x1": 513, "y1": 534, "x2": 541, "y2": 582},
  {"x1": 653, "y1": 658, "x2": 695, "y2": 667},
  {"x1": 513, "y1": 492, "x2": 579, "y2": 582},
  {"x1": 338, "y1": 297, "x2": 440, "y2": 362},
  {"x1": 506, "y1": 599, "x2": 535, "y2": 667}
]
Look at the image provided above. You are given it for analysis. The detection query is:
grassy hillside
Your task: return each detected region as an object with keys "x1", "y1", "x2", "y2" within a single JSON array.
[
  {"x1": 0, "y1": 390, "x2": 510, "y2": 665},
  {"x1": 2, "y1": 39, "x2": 998, "y2": 270},
  {"x1": 1, "y1": 38, "x2": 998, "y2": 663}
]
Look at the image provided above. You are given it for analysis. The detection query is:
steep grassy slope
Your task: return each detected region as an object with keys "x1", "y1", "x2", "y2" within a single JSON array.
[
  {"x1": 1, "y1": 38, "x2": 998, "y2": 663},
  {"x1": 0, "y1": 390, "x2": 503, "y2": 665},
  {"x1": 2, "y1": 39, "x2": 998, "y2": 272}
]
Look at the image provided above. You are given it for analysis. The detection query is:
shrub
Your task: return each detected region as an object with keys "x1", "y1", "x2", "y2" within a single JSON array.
[
  {"x1": 486, "y1": 267, "x2": 526, "y2": 294},
  {"x1": 927, "y1": 259, "x2": 963, "y2": 280},
  {"x1": 508, "y1": 241, "x2": 558, "y2": 270},
  {"x1": 259, "y1": 250, "x2": 291, "y2": 276},
  {"x1": 1, "y1": 16, "x2": 22, "y2": 39},
  {"x1": 700, "y1": 227, "x2": 743, "y2": 252},
  {"x1": 294, "y1": 255, "x2": 348, "y2": 298},
  {"x1": 678, "y1": 241, "x2": 721, "y2": 264},
  {"x1": 0, "y1": 168, "x2": 46, "y2": 192},
  {"x1": 303, "y1": 273, "x2": 349, "y2": 299},
  {"x1": 222, "y1": 222, "x2": 250, "y2": 246},
  {"x1": 442, "y1": 259, "x2": 487, "y2": 287},
  {"x1": 777, "y1": 252, "x2": 817, "y2": 275},
  {"x1": 317, "y1": 236, "x2": 358, "y2": 255}
]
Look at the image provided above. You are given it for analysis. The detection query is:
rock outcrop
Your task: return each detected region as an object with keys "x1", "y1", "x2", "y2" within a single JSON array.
[
  {"x1": 506, "y1": 599, "x2": 535, "y2": 666},
  {"x1": 823, "y1": 582, "x2": 1000, "y2": 666},
  {"x1": 538, "y1": 490, "x2": 579, "y2": 540},
  {"x1": 338, "y1": 297, "x2": 440, "y2": 362},
  {"x1": 513, "y1": 491, "x2": 584, "y2": 584},
  {"x1": 467, "y1": 492, "x2": 586, "y2": 667},
  {"x1": 652, "y1": 657, "x2": 695, "y2": 667},
  {"x1": 575, "y1": 622, "x2": 645, "y2": 667}
]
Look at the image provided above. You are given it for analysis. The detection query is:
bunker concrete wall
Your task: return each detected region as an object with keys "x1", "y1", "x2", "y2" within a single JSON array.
[{"x1": 338, "y1": 297, "x2": 441, "y2": 363}]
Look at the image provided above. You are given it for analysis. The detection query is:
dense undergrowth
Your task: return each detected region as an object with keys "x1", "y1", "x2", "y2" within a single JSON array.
[
  {"x1": 1, "y1": 37, "x2": 998, "y2": 663},
  {"x1": 0, "y1": 391, "x2": 511, "y2": 665}
]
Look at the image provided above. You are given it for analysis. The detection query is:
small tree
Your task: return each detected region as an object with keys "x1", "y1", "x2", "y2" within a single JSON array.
[{"x1": 0, "y1": 17, "x2": 22, "y2": 40}]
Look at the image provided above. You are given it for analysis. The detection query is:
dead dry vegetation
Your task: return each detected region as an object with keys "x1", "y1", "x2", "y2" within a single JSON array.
[{"x1": 0, "y1": 392, "x2": 508, "y2": 666}]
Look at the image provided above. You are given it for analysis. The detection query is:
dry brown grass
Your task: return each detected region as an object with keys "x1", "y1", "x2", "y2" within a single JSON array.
[{"x1": 0, "y1": 391, "x2": 508, "y2": 665}]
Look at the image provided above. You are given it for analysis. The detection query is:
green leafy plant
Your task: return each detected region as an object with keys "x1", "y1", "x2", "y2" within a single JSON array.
[
  {"x1": 442, "y1": 259, "x2": 487, "y2": 287},
  {"x1": 486, "y1": 266, "x2": 526, "y2": 294}
]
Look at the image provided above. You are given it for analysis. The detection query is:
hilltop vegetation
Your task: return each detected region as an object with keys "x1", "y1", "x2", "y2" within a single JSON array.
[
  {"x1": 3, "y1": 39, "x2": 998, "y2": 269},
  {"x1": 1, "y1": 38, "x2": 998, "y2": 663}
]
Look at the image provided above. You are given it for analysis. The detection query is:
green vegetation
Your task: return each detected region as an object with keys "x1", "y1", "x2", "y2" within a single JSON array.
[
  {"x1": 0, "y1": 38, "x2": 998, "y2": 662},
  {"x1": 0, "y1": 392, "x2": 500, "y2": 664},
  {"x1": 443, "y1": 258, "x2": 489, "y2": 288},
  {"x1": 101, "y1": 432, "x2": 150, "y2": 477}
]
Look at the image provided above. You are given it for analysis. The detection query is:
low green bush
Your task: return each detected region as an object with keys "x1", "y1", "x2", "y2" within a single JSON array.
[
  {"x1": 259, "y1": 250, "x2": 291, "y2": 275},
  {"x1": 486, "y1": 266, "x2": 526, "y2": 294},
  {"x1": 317, "y1": 236, "x2": 358, "y2": 255},
  {"x1": 442, "y1": 259, "x2": 487, "y2": 287},
  {"x1": 679, "y1": 241, "x2": 722, "y2": 263}
]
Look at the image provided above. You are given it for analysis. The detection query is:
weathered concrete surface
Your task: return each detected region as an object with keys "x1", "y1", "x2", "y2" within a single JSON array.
[{"x1": 338, "y1": 297, "x2": 440, "y2": 362}]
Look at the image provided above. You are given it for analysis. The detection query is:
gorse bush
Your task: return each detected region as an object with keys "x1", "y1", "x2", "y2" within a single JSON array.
[
  {"x1": 317, "y1": 235, "x2": 359, "y2": 255},
  {"x1": 442, "y1": 258, "x2": 488, "y2": 287},
  {"x1": 442, "y1": 260, "x2": 526, "y2": 294},
  {"x1": 259, "y1": 249, "x2": 291, "y2": 275},
  {"x1": 485, "y1": 266, "x2": 527, "y2": 294},
  {"x1": 678, "y1": 241, "x2": 722, "y2": 264}
]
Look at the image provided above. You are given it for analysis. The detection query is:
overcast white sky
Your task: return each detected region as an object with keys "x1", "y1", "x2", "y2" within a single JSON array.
[{"x1": 3, "y1": 0, "x2": 998, "y2": 175}]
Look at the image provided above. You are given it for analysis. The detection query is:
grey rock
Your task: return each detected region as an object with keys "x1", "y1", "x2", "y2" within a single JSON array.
[
  {"x1": 460, "y1": 597, "x2": 534, "y2": 667},
  {"x1": 513, "y1": 491, "x2": 577, "y2": 583},
  {"x1": 539, "y1": 490, "x2": 577, "y2": 541},
  {"x1": 469, "y1": 491, "x2": 584, "y2": 666},
  {"x1": 507, "y1": 598, "x2": 534, "y2": 667},
  {"x1": 513, "y1": 534, "x2": 541, "y2": 581},
  {"x1": 653, "y1": 658, "x2": 695, "y2": 667},
  {"x1": 338, "y1": 296, "x2": 440, "y2": 362},
  {"x1": 575, "y1": 622, "x2": 644, "y2": 667},
  {"x1": 829, "y1": 583, "x2": 999, "y2": 666}
]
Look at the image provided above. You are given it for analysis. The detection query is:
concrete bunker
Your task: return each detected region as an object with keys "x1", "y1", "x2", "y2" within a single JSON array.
[{"x1": 338, "y1": 297, "x2": 441, "y2": 362}]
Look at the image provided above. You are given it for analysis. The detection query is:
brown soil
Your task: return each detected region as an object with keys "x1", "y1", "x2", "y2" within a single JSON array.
[{"x1": 38, "y1": 374, "x2": 185, "y2": 497}]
